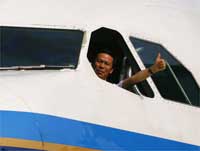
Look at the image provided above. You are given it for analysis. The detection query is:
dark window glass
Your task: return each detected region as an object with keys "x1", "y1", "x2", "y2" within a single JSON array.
[
  {"x1": 130, "y1": 36, "x2": 200, "y2": 107},
  {"x1": 0, "y1": 26, "x2": 84, "y2": 69}
]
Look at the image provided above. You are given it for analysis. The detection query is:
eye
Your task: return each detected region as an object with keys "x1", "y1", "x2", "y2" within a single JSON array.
[
  {"x1": 105, "y1": 62, "x2": 110, "y2": 65},
  {"x1": 97, "y1": 60, "x2": 103, "y2": 64}
]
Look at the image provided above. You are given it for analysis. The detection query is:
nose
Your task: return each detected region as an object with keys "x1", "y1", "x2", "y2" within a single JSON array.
[{"x1": 99, "y1": 62, "x2": 105, "y2": 68}]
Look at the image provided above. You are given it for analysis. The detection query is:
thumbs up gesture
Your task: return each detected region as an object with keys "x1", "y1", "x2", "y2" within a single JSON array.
[{"x1": 150, "y1": 53, "x2": 166, "y2": 73}]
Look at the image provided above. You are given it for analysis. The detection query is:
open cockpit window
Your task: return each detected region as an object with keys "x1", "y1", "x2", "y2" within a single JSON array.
[
  {"x1": 130, "y1": 36, "x2": 200, "y2": 107},
  {"x1": 87, "y1": 27, "x2": 154, "y2": 98},
  {"x1": 0, "y1": 26, "x2": 84, "y2": 69}
]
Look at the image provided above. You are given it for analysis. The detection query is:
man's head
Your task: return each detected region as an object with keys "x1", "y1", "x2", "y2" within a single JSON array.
[{"x1": 93, "y1": 50, "x2": 115, "y2": 80}]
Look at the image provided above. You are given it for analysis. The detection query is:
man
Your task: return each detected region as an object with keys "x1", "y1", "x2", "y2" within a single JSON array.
[{"x1": 93, "y1": 50, "x2": 166, "y2": 89}]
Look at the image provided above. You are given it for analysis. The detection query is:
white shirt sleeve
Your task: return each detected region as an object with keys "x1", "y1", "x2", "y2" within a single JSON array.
[{"x1": 117, "y1": 80, "x2": 124, "y2": 87}]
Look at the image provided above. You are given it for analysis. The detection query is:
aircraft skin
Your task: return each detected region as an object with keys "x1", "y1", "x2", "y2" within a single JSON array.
[{"x1": 0, "y1": 0, "x2": 200, "y2": 150}]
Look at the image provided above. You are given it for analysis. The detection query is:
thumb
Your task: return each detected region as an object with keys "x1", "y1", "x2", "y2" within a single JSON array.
[{"x1": 156, "y1": 53, "x2": 161, "y2": 61}]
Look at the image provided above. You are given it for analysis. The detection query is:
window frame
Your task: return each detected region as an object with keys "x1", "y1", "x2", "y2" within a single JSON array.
[{"x1": 128, "y1": 35, "x2": 200, "y2": 107}]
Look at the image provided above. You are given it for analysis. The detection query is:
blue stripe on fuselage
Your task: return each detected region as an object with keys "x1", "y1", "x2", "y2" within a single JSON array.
[{"x1": 0, "y1": 110, "x2": 199, "y2": 151}]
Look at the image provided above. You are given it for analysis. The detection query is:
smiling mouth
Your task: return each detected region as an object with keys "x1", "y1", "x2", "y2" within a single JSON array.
[
  {"x1": 95, "y1": 70, "x2": 105, "y2": 78},
  {"x1": 96, "y1": 69, "x2": 104, "y2": 75}
]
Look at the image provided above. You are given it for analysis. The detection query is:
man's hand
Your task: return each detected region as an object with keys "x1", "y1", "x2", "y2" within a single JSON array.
[
  {"x1": 122, "y1": 53, "x2": 166, "y2": 88},
  {"x1": 151, "y1": 53, "x2": 166, "y2": 73}
]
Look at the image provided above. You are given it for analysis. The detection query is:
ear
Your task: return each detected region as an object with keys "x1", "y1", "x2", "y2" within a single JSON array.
[{"x1": 109, "y1": 68, "x2": 114, "y2": 74}]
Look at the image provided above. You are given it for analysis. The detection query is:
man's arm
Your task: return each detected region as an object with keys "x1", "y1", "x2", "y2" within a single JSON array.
[{"x1": 121, "y1": 53, "x2": 166, "y2": 89}]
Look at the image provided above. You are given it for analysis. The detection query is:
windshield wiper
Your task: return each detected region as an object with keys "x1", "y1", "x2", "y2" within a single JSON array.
[
  {"x1": 0, "y1": 64, "x2": 75, "y2": 70},
  {"x1": 165, "y1": 61, "x2": 192, "y2": 105}
]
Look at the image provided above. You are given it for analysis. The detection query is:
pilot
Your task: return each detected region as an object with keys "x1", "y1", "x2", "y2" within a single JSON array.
[{"x1": 92, "y1": 49, "x2": 166, "y2": 89}]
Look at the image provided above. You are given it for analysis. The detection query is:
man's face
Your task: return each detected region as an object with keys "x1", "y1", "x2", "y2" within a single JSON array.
[{"x1": 94, "y1": 53, "x2": 114, "y2": 80}]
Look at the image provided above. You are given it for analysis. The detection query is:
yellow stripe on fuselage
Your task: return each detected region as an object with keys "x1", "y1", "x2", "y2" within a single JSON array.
[{"x1": 0, "y1": 137, "x2": 100, "y2": 151}]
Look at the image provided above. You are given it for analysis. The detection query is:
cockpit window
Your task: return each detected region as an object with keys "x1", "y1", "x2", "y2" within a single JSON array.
[
  {"x1": 88, "y1": 27, "x2": 154, "y2": 98},
  {"x1": 130, "y1": 36, "x2": 200, "y2": 107},
  {"x1": 0, "y1": 26, "x2": 84, "y2": 69}
]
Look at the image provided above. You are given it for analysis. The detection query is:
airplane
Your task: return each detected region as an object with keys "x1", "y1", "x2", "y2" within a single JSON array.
[{"x1": 0, "y1": 0, "x2": 200, "y2": 150}]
